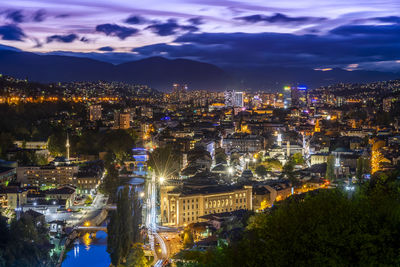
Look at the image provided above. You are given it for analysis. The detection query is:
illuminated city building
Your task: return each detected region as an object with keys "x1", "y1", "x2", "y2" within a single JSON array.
[
  {"x1": 89, "y1": 104, "x2": 102, "y2": 121},
  {"x1": 171, "y1": 83, "x2": 188, "y2": 102},
  {"x1": 114, "y1": 111, "x2": 131, "y2": 129},
  {"x1": 17, "y1": 165, "x2": 78, "y2": 187},
  {"x1": 160, "y1": 176, "x2": 252, "y2": 227},
  {"x1": 291, "y1": 85, "x2": 308, "y2": 108},
  {"x1": 225, "y1": 90, "x2": 244, "y2": 108}
]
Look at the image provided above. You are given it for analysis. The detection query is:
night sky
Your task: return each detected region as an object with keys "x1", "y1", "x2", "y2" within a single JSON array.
[{"x1": 0, "y1": 0, "x2": 399, "y2": 72}]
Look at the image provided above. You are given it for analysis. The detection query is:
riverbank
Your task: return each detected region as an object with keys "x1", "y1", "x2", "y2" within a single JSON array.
[{"x1": 56, "y1": 207, "x2": 109, "y2": 267}]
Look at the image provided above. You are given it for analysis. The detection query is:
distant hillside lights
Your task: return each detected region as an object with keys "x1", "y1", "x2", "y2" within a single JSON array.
[{"x1": 0, "y1": 95, "x2": 119, "y2": 104}]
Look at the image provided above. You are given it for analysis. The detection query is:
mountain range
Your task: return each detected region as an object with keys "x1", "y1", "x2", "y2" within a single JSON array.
[{"x1": 0, "y1": 47, "x2": 399, "y2": 91}]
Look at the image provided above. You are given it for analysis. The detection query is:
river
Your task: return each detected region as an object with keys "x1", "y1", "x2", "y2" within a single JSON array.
[{"x1": 62, "y1": 231, "x2": 110, "y2": 267}]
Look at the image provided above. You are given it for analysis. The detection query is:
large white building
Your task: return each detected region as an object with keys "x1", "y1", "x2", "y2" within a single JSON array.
[{"x1": 225, "y1": 91, "x2": 244, "y2": 107}]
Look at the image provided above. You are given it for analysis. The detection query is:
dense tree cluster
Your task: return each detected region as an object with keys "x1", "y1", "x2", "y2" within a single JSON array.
[
  {"x1": 179, "y1": 169, "x2": 400, "y2": 267},
  {"x1": 107, "y1": 186, "x2": 147, "y2": 267},
  {"x1": 0, "y1": 213, "x2": 54, "y2": 267}
]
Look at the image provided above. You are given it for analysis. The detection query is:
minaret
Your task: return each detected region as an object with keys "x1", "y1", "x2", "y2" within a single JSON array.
[
  {"x1": 277, "y1": 132, "x2": 282, "y2": 147},
  {"x1": 286, "y1": 141, "x2": 290, "y2": 157},
  {"x1": 66, "y1": 133, "x2": 70, "y2": 160}
]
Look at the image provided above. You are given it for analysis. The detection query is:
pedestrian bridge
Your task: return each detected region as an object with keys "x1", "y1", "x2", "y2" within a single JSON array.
[
  {"x1": 76, "y1": 226, "x2": 107, "y2": 232},
  {"x1": 105, "y1": 204, "x2": 116, "y2": 210}
]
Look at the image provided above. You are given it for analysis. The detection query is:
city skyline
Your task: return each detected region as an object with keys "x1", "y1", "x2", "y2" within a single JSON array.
[{"x1": 0, "y1": 0, "x2": 399, "y2": 72}]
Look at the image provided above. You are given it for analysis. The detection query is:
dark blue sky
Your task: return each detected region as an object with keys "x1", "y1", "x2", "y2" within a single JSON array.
[{"x1": 0, "y1": 0, "x2": 399, "y2": 72}]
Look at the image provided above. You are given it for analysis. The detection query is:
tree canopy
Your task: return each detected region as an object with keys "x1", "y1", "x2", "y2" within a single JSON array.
[{"x1": 181, "y1": 169, "x2": 400, "y2": 267}]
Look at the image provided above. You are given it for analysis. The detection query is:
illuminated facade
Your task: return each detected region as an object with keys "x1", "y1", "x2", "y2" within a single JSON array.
[
  {"x1": 225, "y1": 91, "x2": 244, "y2": 108},
  {"x1": 291, "y1": 86, "x2": 308, "y2": 108},
  {"x1": 89, "y1": 104, "x2": 102, "y2": 121},
  {"x1": 17, "y1": 165, "x2": 79, "y2": 187},
  {"x1": 160, "y1": 184, "x2": 252, "y2": 227}
]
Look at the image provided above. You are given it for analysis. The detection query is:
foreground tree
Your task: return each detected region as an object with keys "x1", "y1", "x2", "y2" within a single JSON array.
[
  {"x1": 0, "y1": 213, "x2": 54, "y2": 267},
  {"x1": 325, "y1": 155, "x2": 335, "y2": 181},
  {"x1": 107, "y1": 186, "x2": 142, "y2": 266},
  {"x1": 182, "y1": 171, "x2": 400, "y2": 266}
]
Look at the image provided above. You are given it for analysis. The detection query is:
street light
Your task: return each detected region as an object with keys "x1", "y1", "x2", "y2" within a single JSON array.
[
  {"x1": 228, "y1": 167, "x2": 234, "y2": 175},
  {"x1": 140, "y1": 192, "x2": 145, "y2": 198},
  {"x1": 159, "y1": 176, "x2": 165, "y2": 184},
  {"x1": 345, "y1": 185, "x2": 355, "y2": 191}
]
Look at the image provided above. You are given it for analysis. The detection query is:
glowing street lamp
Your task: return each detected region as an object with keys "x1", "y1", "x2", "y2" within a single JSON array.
[
  {"x1": 159, "y1": 176, "x2": 165, "y2": 184},
  {"x1": 228, "y1": 167, "x2": 234, "y2": 175}
]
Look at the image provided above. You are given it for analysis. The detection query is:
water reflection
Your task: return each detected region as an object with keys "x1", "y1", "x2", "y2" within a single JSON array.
[
  {"x1": 63, "y1": 231, "x2": 110, "y2": 267},
  {"x1": 82, "y1": 232, "x2": 93, "y2": 250}
]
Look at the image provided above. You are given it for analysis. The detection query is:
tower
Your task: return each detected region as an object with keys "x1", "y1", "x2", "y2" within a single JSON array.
[
  {"x1": 277, "y1": 132, "x2": 282, "y2": 147},
  {"x1": 286, "y1": 141, "x2": 290, "y2": 157},
  {"x1": 66, "y1": 133, "x2": 70, "y2": 160},
  {"x1": 314, "y1": 119, "x2": 321, "y2": 133}
]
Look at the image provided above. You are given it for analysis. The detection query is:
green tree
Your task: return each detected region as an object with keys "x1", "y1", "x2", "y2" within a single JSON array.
[
  {"x1": 121, "y1": 244, "x2": 149, "y2": 267},
  {"x1": 215, "y1": 148, "x2": 227, "y2": 164},
  {"x1": 47, "y1": 132, "x2": 65, "y2": 156},
  {"x1": 0, "y1": 212, "x2": 54, "y2": 267},
  {"x1": 356, "y1": 157, "x2": 370, "y2": 180},
  {"x1": 325, "y1": 155, "x2": 335, "y2": 181},
  {"x1": 100, "y1": 164, "x2": 119, "y2": 200},
  {"x1": 254, "y1": 165, "x2": 267, "y2": 177},
  {"x1": 102, "y1": 130, "x2": 136, "y2": 162},
  {"x1": 182, "y1": 228, "x2": 194, "y2": 249},
  {"x1": 262, "y1": 158, "x2": 282, "y2": 172},
  {"x1": 107, "y1": 186, "x2": 142, "y2": 266},
  {"x1": 291, "y1": 152, "x2": 305, "y2": 165},
  {"x1": 184, "y1": 179, "x2": 400, "y2": 267},
  {"x1": 282, "y1": 158, "x2": 296, "y2": 184},
  {"x1": 0, "y1": 133, "x2": 14, "y2": 158},
  {"x1": 148, "y1": 145, "x2": 181, "y2": 178}
]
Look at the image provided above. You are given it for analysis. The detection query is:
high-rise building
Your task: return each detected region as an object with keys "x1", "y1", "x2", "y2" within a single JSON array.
[
  {"x1": 225, "y1": 90, "x2": 244, "y2": 107},
  {"x1": 283, "y1": 86, "x2": 291, "y2": 108},
  {"x1": 114, "y1": 111, "x2": 131, "y2": 129},
  {"x1": 119, "y1": 113, "x2": 130, "y2": 129},
  {"x1": 171, "y1": 83, "x2": 188, "y2": 102},
  {"x1": 383, "y1": 97, "x2": 393, "y2": 112},
  {"x1": 89, "y1": 104, "x2": 102, "y2": 121},
  {"x1": 291, "y1": 86, "x2": 308, "y2": 108}
]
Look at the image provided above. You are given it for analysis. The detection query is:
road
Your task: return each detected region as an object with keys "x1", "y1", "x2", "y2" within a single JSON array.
[
  {"x1": 44, "y1": 193, "x2": 108, "y2": 227},
  {"x1": 145, "y1": 172, "x2": 183, "y2": 265}
]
